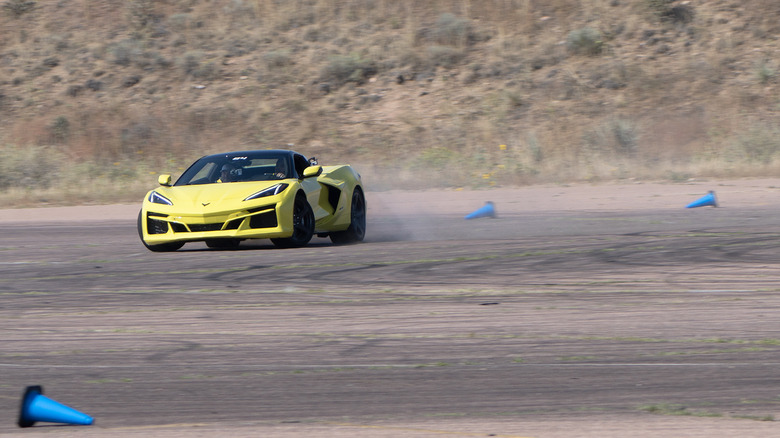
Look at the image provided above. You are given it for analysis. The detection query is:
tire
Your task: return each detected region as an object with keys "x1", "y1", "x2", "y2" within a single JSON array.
[
  {"x1": 330, "y1": 187, "x2": 366, "y2": 245},
  {"x1": 205, "y1": 239, "x2": 241, "y2": 249},
  {"x1": 271, "y1": 193, "x2": 315, "y2": 248},
  {"x1": 137, "y1": 211, "x2": 184, "y2": 252}
]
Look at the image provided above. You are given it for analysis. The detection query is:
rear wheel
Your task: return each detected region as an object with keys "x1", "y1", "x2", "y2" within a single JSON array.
[
  {"x1": 330, "y1": 187, "x2": 366, "y2": 245},
  {"x1": 271, "y1": 193, "x2": 315, "y2": 248},
  {"x1": 137, "y1": 211, "x2": 184, "y2": 252}
]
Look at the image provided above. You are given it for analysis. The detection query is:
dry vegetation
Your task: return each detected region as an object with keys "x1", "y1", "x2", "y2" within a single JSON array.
[{"x1": 1, "y1": 0, "x2": 780, "y2": 206}]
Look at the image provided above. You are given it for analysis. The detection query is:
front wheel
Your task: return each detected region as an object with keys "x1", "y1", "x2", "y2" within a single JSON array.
[
  {"x1": 137, "y1": 211, "x2": 184, "y2": 252},
  {"x1": 271, "y1": 193, "x2": 315, "y2": 248},
  {"x1": 330, "y1": 188, "x2": 366, "y2": 245}
]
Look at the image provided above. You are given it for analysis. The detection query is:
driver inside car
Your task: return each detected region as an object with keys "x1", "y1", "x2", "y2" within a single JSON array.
[
  {"x1": 218, "y1": 164, "x2": 238, "y2": 182},
  {"x1": 274, "y1": 159, "x2": 288, "y2": 179}
]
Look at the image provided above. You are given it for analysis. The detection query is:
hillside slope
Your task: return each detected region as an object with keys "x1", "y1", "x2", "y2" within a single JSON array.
[{"x1": 1, "y1": 0, "x2": 779, "y2": 204}]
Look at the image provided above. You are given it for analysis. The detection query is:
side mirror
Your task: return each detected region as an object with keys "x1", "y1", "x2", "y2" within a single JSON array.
[
  {"x1": 158, "y1": 174, "x2": 172, "y2": 186},
  {"x1": 302, "y1": 165, "x2": 323, "y2": 178}
]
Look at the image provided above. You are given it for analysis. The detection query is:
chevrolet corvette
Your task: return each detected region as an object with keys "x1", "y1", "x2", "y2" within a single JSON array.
[{"x1": 138, "y1": 150, "x2": 365, "y2": 251}]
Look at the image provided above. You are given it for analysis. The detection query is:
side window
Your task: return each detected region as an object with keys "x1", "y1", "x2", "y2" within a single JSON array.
[{"x1": 293, "y1": 154, "x2": 308, "y2": 177}]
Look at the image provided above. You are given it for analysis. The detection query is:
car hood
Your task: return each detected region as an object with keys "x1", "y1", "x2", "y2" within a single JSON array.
[{"x1": 154, "y1": 181, "x2": 286, "y2": 213}]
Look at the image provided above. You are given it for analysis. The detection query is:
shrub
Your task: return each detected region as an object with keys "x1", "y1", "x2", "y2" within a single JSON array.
[
  {"x1": 167, "y1": 13, "x2": 191, "y2": 31},
  {"x1": 224, "y1": 37, "x2": 258, "y2": 58},
  {"x1": 108, "y1": 39, "x2": 170, "y2": 71},
  {"x1": 420, "y1": 147, "x2": 456, "y2": 170},
  {"x1": 585, "y1": 118, "x2": 640, "y2": 156},
  {"x1": 321, "y1": 54, "x2": 377, "y2": 85},
  {"x1": 191, "y1": 61, "x2": 218, "y2": 80},
  {"x1": 178, "y1": 51, "x2": 201, "y2": 74},
  {"x1": 128, "y1": 0, "x2": 156, "y2": 30},
  {"x1": 110, "y1": 39, "x2": 142, "y2": 67},
  {"x1": 662, "y1": 5, "x2": 694, "y2": 24},
  {"x1": 263, "y1": 49, "x2": 293, "y2": 69},
  {"x1": 755, "y1": 60, "x2": 777, "y2": 84},
  {"x1": 2, "y1": 0, "x2": 35, "y2": 17},
  {"x1": 645, "y1": 0, "x2": 673, "y2": 16},
  {"x1": 120, "y1": 118, "x2": 158, "y2": 156},
  {"x1": 222, "y1": 0, "x2": 255, "y2": 19},
  {"x1": 49, "y1": 116, "x2": 70, "y2": 144},
  {"x1": 304, "y1": 27, "x2": 333, "y2": 43},
  {"x1": 647, "y1": 0, "x2": 694, "y2": 24},
  {"x1": 567, "y1": 27, "x2": 603, "y2": 56},
  {"x1": 734, "y1": 125, "x2": 780, "y2": 164},
  {"x1": 432, "y1": 13, "x2": 472, "y2": 46},
  {"x1": 0, "y1": 145, "x2": 63, "y2": 190},
  {"x1": 426, "y1": 45, "x2": 465, "y2": 68},
  {"x1": 177, "y1": 51, "x2": 218, "y2": 79},
  {"x1": 527, "y1": 134, "x2": 543, "y2": 163}
]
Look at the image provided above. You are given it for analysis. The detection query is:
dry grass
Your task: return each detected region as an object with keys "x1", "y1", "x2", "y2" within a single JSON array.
[{"x1": 1, "y1": 0, "x2": 780, "y2": 206}]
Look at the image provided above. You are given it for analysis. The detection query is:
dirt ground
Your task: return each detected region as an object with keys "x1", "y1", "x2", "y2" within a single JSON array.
[
  {"x1": 2, "y1": 179, "x2": 780, "y2": 437},
  {"x1": 1, "y1": 177, "x2": 779, "y2": 223}
]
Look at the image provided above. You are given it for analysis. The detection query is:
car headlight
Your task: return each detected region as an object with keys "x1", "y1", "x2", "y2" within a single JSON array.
[
  {"x1": 244, "y1": 183, "x2": 288, "y2": 201},
  {"x1": 148, "y1": 191, "x2": 173, "y2": 205}
]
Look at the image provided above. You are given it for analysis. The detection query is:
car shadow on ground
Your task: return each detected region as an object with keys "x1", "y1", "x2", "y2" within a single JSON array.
[{"x1": 177, "y1": 239, "x2": 339, "y2": 252}]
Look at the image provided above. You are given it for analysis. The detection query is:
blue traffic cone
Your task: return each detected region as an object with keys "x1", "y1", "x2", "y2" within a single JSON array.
[
  {"x1": 18, "y1": 386, "x2": 93, "y2": 428},
  {"x1": 465, "y1": 201, "x2": 496, "y2": 219},
  {"x1": 685, "y1": 191, "x2": 718, "y2": 208}
]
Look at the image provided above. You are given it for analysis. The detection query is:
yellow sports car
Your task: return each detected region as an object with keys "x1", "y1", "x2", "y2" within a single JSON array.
[{"x1": 138, "y1": 150, "x2": 365, "y2": 251}]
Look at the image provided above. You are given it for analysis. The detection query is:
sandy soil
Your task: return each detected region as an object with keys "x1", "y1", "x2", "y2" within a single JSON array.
[
  {"x1": 8, "y1": 415, "x2": 780, "y2": 438},
  {"x1": 0, "y1": 178, "x2": 777, "y2": 223}
]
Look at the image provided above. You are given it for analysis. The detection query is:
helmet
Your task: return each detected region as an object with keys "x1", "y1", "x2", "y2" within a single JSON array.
[
  {"x1": 274, "y1": 159, "x2": 288, "y2": 176},
  {"x1": 220, "y1": 163, "x2": 239, "y2": 181}
]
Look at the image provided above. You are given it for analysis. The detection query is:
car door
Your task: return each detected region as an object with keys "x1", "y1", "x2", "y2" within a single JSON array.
[{"x1": 295, "y1": 154, "x2": 327, "y2": 220}]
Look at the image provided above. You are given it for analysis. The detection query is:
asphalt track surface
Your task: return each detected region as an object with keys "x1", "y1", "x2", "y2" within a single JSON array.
[{"x1": 2, "y1": 189, "x2": 780, "y2": 436}]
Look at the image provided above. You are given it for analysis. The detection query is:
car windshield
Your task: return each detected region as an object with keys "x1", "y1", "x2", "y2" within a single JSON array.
[{"x1": 175, "y1": 152, "x2": 295, "y2": 186}]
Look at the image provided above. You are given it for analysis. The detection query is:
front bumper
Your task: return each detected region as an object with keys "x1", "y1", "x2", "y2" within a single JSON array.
[{"x1": 141, "y1": 200, "x2": 295, "y2": 245}]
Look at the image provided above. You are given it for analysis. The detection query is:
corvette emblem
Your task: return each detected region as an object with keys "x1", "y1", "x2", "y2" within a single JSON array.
[{"x1": 201, "y1": 202, "x2": 210, "y2": 207}]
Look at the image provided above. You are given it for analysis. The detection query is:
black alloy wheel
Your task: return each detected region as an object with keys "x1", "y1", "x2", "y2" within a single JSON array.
[
  {"x1": 271, "y1": 193, "x2": 315, "y2": 248},
  {"x1": 330, "y1": 187, "x2": 366, "y2": 245}
]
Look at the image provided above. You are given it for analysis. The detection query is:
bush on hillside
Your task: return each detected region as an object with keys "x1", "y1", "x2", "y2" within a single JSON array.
[
  {"x1": 734, "y1": 124, "x2": 780, "y2": 164},
  {"x1": 321, "y1": 54, "x2": 377, "y2": 85},
  {"x1": 426, "y1": 45, "x2": 465, "y2": 68},
  {"x1": 584, "y1": 118, "x2": 640, "y2": 156},
  {"x1": 432, "y1": 13, "x2": 472, "y2": 46},
  {"x1": 567, "y1": 27, "x2": 603, "y2": 56},
  {"x1": 0, "y1": 145, "x2": 62, "y2": 190},
  {"x1": 1, "y1": 0, "x2": 35, "y2": 17}
]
